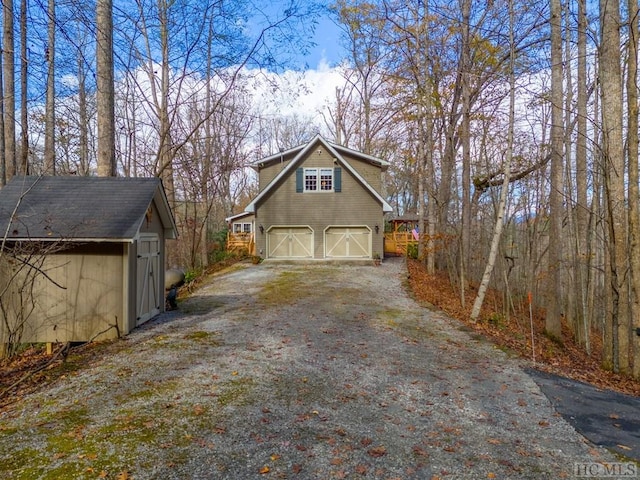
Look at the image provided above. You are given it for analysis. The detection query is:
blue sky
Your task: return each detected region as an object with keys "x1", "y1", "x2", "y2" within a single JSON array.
[
  {"x1": 252, "y1": 0, "x2": 345, "y2": 71},
  {"x1": 305, "y1": 14, "x2": 344, "y2": 69}
]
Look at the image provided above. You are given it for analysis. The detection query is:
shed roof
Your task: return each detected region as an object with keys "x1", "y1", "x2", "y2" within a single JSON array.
[{"x1": 0, "y1": 176, "x2": 177, "y2": 242}]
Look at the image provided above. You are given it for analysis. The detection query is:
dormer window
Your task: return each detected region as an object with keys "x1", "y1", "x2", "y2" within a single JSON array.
[
  {"x1": 304, "y1": 168, "x2": 333, "y2": 192},
  {"x1": 297, "y1": 167, "x2": 342, "y2": 193}
]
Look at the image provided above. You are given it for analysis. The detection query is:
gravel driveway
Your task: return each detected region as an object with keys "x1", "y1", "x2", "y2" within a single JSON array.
[{"x1": 0, "y1": 258, "x2": 617, "y2": 479}]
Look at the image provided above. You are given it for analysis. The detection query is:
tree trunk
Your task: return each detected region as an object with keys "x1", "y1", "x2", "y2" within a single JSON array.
[
  {"x1": 0, "y1": 47, "x2": 5, "y2": 187},
  {"x1": 627, "y1": 0, "x2": 640, "y2": 379},
  {"x1": 19, "y1": 0, "x2": 27, "y2": 175},
  {"x1": 460, "y1": 0, "x2": 472, "y2": 308},
  {"x1": 156, "y1": 0, "x2": 175, "y2": 205},
  {"x1": 77, "y1": 47, "x2": 89, "y2": 176},
  {"x1": 96, "y1": 0, "x2": 115, "y2": 176},
  {"x1": 43, "y1": 0, "x2": 55, "y2": 175},
  {"x1": 546, "y1": 0, "x2": 564, "y2": 340},
  {"x1": 3, "y1": 0, "x2": 16, "y2": 179},
  {"x1": 576, "y1": 0, "x2": 590, "y2": 351},
  {"x1": 471, "y1": 0, "x2": 515, "y2": 322},
  {"x1": 600, "y1": 0, "x2": 629, "y2": 373}
]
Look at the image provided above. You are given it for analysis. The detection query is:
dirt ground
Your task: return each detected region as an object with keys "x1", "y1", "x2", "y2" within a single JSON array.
[{"x1": 0, "y1": 258, "x2": 619, "y2": 479}]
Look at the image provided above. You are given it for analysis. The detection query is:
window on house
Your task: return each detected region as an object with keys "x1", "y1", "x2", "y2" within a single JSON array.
[
  {"x1": 304, "y1": 168, "x2": 333, "y2": 192},
  {"x1": 297, "y1": 167, "x2": 341, "y2": 193},
  {"x1": 233, "y1": 223, "x2": 252, "y2": 233}
]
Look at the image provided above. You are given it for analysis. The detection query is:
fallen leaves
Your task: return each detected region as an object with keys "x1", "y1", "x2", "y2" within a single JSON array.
[
  {"x1": 407, "y1": 259, "x2": 640, "y2": 396},
  {"x1": 367, "y1": 446, "x2": 387, "y2": 457}
]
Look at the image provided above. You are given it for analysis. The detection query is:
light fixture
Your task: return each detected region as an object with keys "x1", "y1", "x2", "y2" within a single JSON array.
[
  {"x1": 375, "y1": 225, "x2": 379, "y2": 234},
  {"x1": 259, "y1": 225, "x2": 264, "y2": 234}
]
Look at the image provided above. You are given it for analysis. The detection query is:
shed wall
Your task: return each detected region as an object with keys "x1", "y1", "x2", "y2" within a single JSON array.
[{"x1": 0, "y1": 244, "x2": 125, "y2": 344}]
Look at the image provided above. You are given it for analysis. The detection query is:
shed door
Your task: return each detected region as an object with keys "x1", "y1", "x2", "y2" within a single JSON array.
[
  {"x1": 325, "y1": 227, "x2": 371, "y2": 258},
  {"x1": 267, "y1": 227, "x2": 313, "y2": 258},
  {"x1": 137, "y1": 234, "x2": 161, "y2": 326}
]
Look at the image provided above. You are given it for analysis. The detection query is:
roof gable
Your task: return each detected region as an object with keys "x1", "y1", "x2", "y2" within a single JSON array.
[
  {"x1": 246, "y1": 134, "x2": 392, "y2": 213},
  {"x1": 0, "y1": 176, "x2": 177, "y2": 241},
  {"x1": 251, "y1": 138, "x2": 390, "y2": 172}
]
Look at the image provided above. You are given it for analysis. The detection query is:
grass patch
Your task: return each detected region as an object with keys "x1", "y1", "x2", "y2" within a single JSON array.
[
  {"x1": 217, "y1": 377, "x2": 256, "y2": 406},
  {"x1": 376, "y1": 309, "x2": 436, "y2": 342},
  {"x1": 257, "y1": 271, "x2": 307, "y2": 306},
  {"x1": 183, "y1": 330, "x2": 223, "y2": 347}
]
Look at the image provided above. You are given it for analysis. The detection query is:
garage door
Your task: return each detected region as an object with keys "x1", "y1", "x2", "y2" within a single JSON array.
[
  {"x1": 325, "y1": 226, "x2": 371, "y2": 258},
  {"x1": 267, "y1": 227, "x2": 314, "y2": 258}
]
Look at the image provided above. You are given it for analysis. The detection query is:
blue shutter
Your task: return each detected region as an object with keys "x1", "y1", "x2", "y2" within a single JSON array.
[
  {"x1": 296, "y1": 168, "x2": 303, "y2": 193},
  {"x1": 334, "y1": 167, "x2": 342, "y2": 192}
]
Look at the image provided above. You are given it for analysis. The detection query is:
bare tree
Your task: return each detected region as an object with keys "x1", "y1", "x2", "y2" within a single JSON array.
[
  {"x1": 43, "y1": 0, "x2": 56, "y2": 175},
  {"x1": 600, "y1": 0, "x2": 629, "y2": 372},
  {"x1": 627, "y1": 0, "x2": 640, "y2": 378},
  {"x1": 3, "y1": 0, "x2": 16, "y2": 179},
  {"x1": 545, "y1": 0, "x2": 563, "y2": 340},
  {"x1": 96, "y1": 0, "x2": 115, "y2": 176},
  {"x1": 19, "y1": 0, "x2": 28, "y2": 175},
  {"x1": 470, "y1": 0, "x2": 516, "y2": 322}
]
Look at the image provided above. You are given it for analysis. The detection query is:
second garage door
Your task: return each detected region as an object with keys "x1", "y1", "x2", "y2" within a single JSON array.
[
  {"x1": 325, "y1": 226, "x2": 371, "y2": 258},
  {"x1": 267, "y1": 227, "x2": 314, "y2": 258}
]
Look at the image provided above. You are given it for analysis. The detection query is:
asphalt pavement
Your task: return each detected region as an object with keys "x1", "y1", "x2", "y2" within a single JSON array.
[{"x1": 526, "y1": 368, "x2": 640, "y2": 462}]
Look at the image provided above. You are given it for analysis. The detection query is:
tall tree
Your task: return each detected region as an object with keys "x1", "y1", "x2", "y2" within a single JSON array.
[
  {"x1": 19, "y1": 0, "x2": 28, "y2": 175},
  {"x1": 575, "y1": 0, "x2": 590, "y2": 350},
  {"x1": 626, "y1": 0, "x2": 640, "y2": 378},
  {"x1": 3, "y1": 0, "x2": 16, "y2": 179},
  {"x1": 470, "y1": 0, "x2": 515, "y2": 322},
  {"x1": 96, "y1": 0, "x2": 115, "y2": 176},
  {"x1": 43, "y1": 0, "x2": 56, "y2": 175},
  {"x1": 460, "y1": 0, "x2": 472, "y2": 306},
  {"x1": 546, "y1": 0, "x2": 564, "y2": 340},
  {"x1": 600, "y1": 0, "x2": 629, "y2": 372}
]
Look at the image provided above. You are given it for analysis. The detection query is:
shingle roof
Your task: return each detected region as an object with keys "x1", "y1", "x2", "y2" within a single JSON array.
[
  {"x1": 0, "y1": 176, "x2": 175, "y2": 241},
  {"x1": 245, "y1": 134, "x2": 393, "y2": 214}
]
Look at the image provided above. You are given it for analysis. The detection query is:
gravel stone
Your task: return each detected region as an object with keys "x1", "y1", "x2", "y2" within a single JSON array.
[{"x1": 0, "y1": 258, "x2": 617, "y2": 479}]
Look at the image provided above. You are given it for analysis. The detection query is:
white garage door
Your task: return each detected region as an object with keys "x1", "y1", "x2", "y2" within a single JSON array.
[
  {"x1": 325, "y1": 226, "x2": 371, "y2": 258},
  {"x1": 267, "y1": 227, "x2": 314, "y2": 258}
]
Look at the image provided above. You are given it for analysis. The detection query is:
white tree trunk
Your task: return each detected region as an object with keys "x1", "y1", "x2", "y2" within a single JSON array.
[{"x1": 470, "y1": 0, "x2": 515, "y2": 322}]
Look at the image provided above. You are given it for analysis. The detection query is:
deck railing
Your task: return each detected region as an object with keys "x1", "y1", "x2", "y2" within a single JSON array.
[
  {"x1": 227, "y1": 232, "x2": 255, "y2": 256},
  {"x1": 384, "y1": 232, "x2": 418, "y2": 256}
]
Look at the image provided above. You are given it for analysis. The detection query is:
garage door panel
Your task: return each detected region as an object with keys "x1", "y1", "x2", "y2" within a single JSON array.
[
  {"x1": 268, "y1": 232, "x2": 291, "y2": 257},
  {"x1": 268, "y1": 227, "x2": 313, "y2": 258},
  {"x1": 325, "y1": 229, "x2": 347, "y2": 257},
  {"x1": 325, "y1": 227, "x2": 371, "y2": 258},
  {"x1": 348, "y1": 231, "x2": 370, "y2": 257}
]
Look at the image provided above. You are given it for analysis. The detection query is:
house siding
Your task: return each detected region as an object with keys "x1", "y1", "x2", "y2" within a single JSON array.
[
  {"x1": 259, "y1": 158, "x2": 293, "y2": 189},
  {"x1": 0, "y1": 244, "x2": 126, "y2": 344},
  {"x1": 254, "y1": 142, "x2": 385, "y2": 258}
]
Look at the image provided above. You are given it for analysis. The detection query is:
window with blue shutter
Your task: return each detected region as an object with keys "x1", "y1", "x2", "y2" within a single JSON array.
[
  {"x1": 296, "y1": 168, "x2": 303, "y2": 193},
  {"x1": 297, "y1": 166, "x2": 341, "y2": 192}
]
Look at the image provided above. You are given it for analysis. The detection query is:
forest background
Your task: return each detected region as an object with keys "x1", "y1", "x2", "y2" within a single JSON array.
[{"x1": 1, "y1": 0, "x2": 640, "y2": 383}]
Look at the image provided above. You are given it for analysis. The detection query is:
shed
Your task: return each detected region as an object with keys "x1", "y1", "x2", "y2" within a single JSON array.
[{"x1": 0, "y1": 175, "x2": 177, "y2": 345}]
